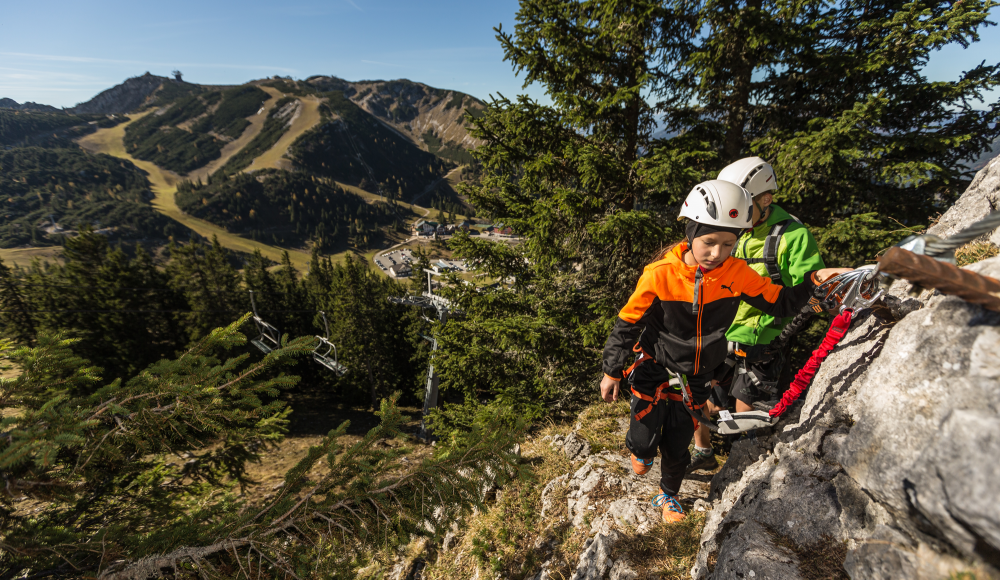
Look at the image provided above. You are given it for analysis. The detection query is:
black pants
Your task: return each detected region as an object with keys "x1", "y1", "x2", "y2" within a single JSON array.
[
  {"x1": 624, "y1": 360, "x2": 711, "y2": 497},
  {"x1": 730, "y1": 344, "x2": 785, "y2": 406}
]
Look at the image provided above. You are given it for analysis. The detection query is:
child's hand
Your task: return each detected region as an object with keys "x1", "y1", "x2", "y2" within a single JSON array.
[
  {"x1": 814, "y1": 268, "x2": 854, "y2": 284},
  {"x1": 600, "y1": 376, "x2": 621, "y2": 402}
]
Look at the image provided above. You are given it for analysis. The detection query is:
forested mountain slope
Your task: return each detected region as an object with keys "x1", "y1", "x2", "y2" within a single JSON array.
[
  {"x1": 175, "y1": 168, "x2": 404, "y2": 251},
  {"x1": 0, "y1": 146, "x2": 177, "y2": 248},
  {"x1": 288, "y1": 91, "x2": 451, "y2": 200}
]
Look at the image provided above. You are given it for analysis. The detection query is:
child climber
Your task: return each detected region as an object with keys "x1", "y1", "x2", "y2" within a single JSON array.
[
  {"x1": 599, "y1": 180, "x2": 849, "y2": 523},
  {"x1": 688, "y1": 157, "x2": 827, "y2": 473}
]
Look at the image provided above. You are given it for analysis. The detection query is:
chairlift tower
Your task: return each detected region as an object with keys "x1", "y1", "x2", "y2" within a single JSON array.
[{"x1": 388, "y1": 268, "x2": 462, "y2": 440}]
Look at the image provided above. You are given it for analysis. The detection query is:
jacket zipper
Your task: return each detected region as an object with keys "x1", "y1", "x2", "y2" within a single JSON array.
[{"x1": 693, "y1": 267, "x2": 703, "y2": 372}]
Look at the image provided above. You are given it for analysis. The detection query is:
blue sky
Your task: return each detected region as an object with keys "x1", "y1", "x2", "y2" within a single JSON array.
[{"x1": 1, "y1": 0, "x2": 997, "y2": 109}]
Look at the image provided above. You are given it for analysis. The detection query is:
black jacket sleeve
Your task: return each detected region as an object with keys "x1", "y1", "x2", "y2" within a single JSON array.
[
  {"x1": 740, "y1": 270, "x2": 819, "y2": 318},
  {"x1": 602, "y1": 317, "x2": 642, "y2": 380}
]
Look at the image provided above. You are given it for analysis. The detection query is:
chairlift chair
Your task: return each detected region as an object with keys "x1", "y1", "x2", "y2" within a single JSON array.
[
  {"x1": 249, "y1": 290, "x2": 281, "y2": 354},
  {"x1": 313, "y1": 311, "x2": 348, "y2": 376}
]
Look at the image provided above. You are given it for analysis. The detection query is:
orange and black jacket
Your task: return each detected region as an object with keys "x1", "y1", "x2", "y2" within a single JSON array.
[{"x1": 602, "y1": 243, "x2": 819, "y2": 400}]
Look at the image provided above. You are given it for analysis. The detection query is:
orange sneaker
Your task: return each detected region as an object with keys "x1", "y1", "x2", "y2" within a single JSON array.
[
  {"x1": 630, "y1": 454, "x2": 654, "y2": 475},
  {"x1": 652, "y1": 493, "x2": 686, "y2": 523}
]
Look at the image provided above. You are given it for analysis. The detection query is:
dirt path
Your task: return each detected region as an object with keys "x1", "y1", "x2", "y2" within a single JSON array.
[
  {"x1": 77, "y1": 115, "x2": 314, "y2": 271},
  {"x1": 250, "y1": 95, "x2": 323, "y2": 171},
  {"x1": 185, "y1": 86, "x2": 285, "y2": 183}
]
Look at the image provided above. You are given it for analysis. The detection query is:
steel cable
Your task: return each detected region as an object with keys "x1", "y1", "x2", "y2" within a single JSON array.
[{"x1": 924, "y1": 211, "x2": 1000, "y2": 257}]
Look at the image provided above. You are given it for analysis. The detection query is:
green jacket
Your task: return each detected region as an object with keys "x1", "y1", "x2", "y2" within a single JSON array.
[{"x1": 725, "y1": 204, "x2": 826, "y2": 346}]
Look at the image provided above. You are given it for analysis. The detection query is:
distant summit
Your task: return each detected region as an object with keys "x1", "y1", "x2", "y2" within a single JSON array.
[
  {"x1": 68, "y1": 72, "x2": 177, "y2": 115},
  {"x1": 0, "y1": 98, "x2": 61, "y2": 113}
]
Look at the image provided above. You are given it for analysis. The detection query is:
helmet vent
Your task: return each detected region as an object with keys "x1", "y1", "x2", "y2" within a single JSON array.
[
  {"x1": 697, "y1": 186, "x2": 717, "y2": 220},
  {"x1": 742, "y1": 164, "x2": 764, "y2": 187}
]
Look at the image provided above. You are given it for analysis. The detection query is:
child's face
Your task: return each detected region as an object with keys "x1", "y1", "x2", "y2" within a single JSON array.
[{"x1": 690, "y1": 232, "x2": 737, "y2": 270}]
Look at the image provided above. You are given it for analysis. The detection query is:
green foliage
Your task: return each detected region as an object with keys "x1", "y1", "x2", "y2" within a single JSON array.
[
  {"x1": 10, "y1": 232, "x2": 188, "y2": 381},
  {"x1": 0, "y1": 323, "x2": 306, "y2": 577},
  {"x1": 665, "y1": 0, "x2": 1000, "y2": 243},
  {"x1": 423, "y1": 129, "x2": 476, "y2": 164},
  {"x1": 149, "y1": 78, "x2": 204, "y2": 105},
  {"x1": 123, "y1": 86, "x2": 269, "y2": 173},
  {"x1": 0, "y1": 329, "x2": 525, "y2": 579},
  {"x1": 0, "y1": 228, "x2": 428, "y2": 405},
  {"x1": 431, "y1": 1, "x2": 695, "y2": 420},
  {"x1": 0, "y1": 147, "x2": 178, "y2": 247},
  {"x1": 176, "y1": 168, "x2": 399, "y2": 251},
  {"x1": 193, "y1": 85, "x2": 271, "y2": 139},
  {"x1": 264, "y1": 78, "x2": 319, "y2": 96},
  {"x1": 218, "y1": 96, "x2": 297, "y2": 175},
  {"x1": 124, "y1": 95, "x2": 223, "y2": 172},
  {"x1": 290, "y1": 91, "x2": 451, "y2": 200},
  {"x1": 0, "y1": 109, "x2": 110, "y2": 147},
  {"x1": 443, "y1": 92, "x2": 466, "y2": 110},
  {"x1": 814, "y1": 213, "x2": 921, "y2": 268}
]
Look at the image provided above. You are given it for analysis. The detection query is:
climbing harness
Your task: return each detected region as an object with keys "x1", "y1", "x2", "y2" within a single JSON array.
[
  {"x1": 248, "y1": 290, "x2": 281, "y2": 354},
  {"x1": 624, "y1": 343, "x2": 782, "y2": 434},
  {"x1": 312, "y1": 311, "x2": 348, "y2": 376}
]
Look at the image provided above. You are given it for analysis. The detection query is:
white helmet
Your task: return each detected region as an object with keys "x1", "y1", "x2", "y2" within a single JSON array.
[
  {"x1": 678, "y1": 180, "x2": 753, "y2": 228},
  {"x1": 716, "y1": 157, "x2": 777, "y2": 197}
]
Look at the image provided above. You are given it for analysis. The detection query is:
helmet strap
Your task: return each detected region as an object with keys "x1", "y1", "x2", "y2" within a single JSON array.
[{"x1": 753, "y1": 199, "x2": 771, "y2": 227}]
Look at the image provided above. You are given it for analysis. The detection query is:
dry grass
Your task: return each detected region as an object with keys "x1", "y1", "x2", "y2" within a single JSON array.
[
  {"x1": 956, "y1": 241, "x2": 1000, "y2": 267},
  {"x1": 421, "y1": 422, "x2": 577, "y2": 580},
  {"x1": 619, "y1": 511, "x2": 708, "y2": 579},
  {"x1": 76, "y1": 116, "x2": 316, "y2": 271},
  {"x1": 575, "y1": 398, "x2": 631, "y2": 455},
  {"x1": 0, "y1": 247, "x2": 63, "y2": 268}
]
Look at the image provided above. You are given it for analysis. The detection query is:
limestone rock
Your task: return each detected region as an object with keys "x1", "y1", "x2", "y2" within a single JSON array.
[
  {"x1": 69, "y1": 73, "x2": 170, "y2": 115},
  {"x1": 570, "y1": 531, "x2": 619, "y2": 580},
  {"x1": 927, "y1": 154, "x2": 1000, "y2": 244},
  {"x1": 693, "y1": 223, "x2": 1000, "y2": 580},
  {"x1": 556, "y1": 432, "x2": 592, "y2": 461}
]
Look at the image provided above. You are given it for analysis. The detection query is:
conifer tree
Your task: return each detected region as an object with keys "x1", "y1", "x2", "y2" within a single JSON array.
[
  {"x1": 167, "y1": 235, "x2": 244, "y2": 340},
  {"x1": 0, "y1": 322, "x2": 524, "y2": 579},
  {"x1": 432, "y1": 0, "x2": 699, "y2": 426},
  {"x1": 0, "y1": 258, "x2": 36, "y2": 344},
  {"x1": 668, "y1": 0, "x2": 1000, "y2": 262}
]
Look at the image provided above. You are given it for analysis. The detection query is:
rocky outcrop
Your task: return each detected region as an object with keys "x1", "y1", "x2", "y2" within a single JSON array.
[
  {"x1": 928, "y1": 153, "x2": 1000, "y2": 244},
  {"x1": 68, "y1": 72, "x2": 170, "y2": 115},
  {"x1": 693, "y1": 157, "x2": 1000, "y2": 580},
  {"x1": 0, "y1": 98, "x2": 61, "y2": 113},
  {"x1": 305, "y1": 76, "x2": 483, "y2": 152}
]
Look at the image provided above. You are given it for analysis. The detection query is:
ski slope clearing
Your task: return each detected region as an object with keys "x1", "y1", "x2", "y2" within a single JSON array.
[
  {"x1": 77, "y1": 114, "x2": 314, "y2": 271},
  {"x1": 250, "y1": 94, "x2": 322, "y2": 171},
  {"x1": 185, "y1": 86, "x2": 285, "y2": 183}
]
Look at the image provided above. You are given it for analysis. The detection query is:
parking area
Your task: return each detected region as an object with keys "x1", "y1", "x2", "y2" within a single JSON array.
[{"x1": 374, "y1": 249, "x2": 416, "y2": 277}]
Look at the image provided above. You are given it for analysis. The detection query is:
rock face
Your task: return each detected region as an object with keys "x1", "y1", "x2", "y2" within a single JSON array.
[
  {"x1": 693, "y1": 157, "x2": 1000, "y2": 579},
  {"x1": 927, "y1": 153, "x2": 1000, "y2": 244},
  {"x1": 305, "y1": 76, "x2": 483, "y2": 152},
  {"x1": 69, "y1": 72, "x2": 170, "y2": 115},
  {"x1": 0, "y1": 98, "x2": 61, "y2": 113}
]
